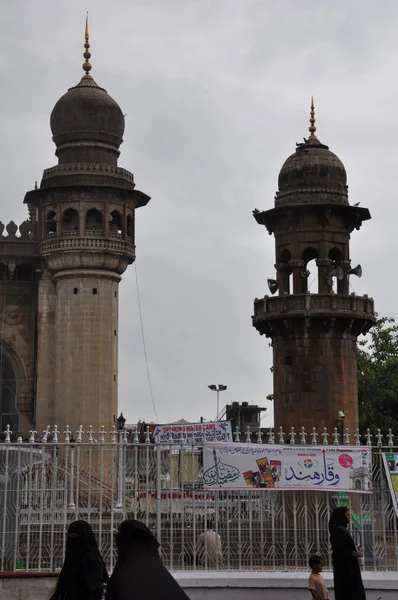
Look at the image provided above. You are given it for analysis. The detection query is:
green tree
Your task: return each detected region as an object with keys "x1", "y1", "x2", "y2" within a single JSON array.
[{"x1": 358, "y1": 316, "x2": 398, "y2": 433}]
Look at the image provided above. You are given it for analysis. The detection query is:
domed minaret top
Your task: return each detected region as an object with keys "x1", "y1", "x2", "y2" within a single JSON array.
[
  {"x1": 50, "y1": 14, "x2": 125, "y2": 166},
  {"x1": 275, "y1": 97, "x2": 348, "y2": 207}
]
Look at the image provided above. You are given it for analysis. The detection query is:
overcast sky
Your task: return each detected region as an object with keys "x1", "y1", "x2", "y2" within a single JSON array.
[{"x1": 0, "y1": 0, "x2": 396, "y2": 428}]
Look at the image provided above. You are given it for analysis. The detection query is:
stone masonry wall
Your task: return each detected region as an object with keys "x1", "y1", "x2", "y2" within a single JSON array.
[
  {"x1": 52, "y1": 272, "x2": 118, "y2": 436},
  {"x1": 273, "y1": 332, "x2": 358, "y2": 435}
]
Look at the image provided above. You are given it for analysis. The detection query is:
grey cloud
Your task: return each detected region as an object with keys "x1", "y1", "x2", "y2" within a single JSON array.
[{"x1": 0, "y1": 0, "x2": 395, "y2": 427}]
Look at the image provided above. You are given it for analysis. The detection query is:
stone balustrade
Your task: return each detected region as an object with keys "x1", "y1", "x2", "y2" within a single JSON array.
[{"x1": 253, "y1": 292, "x2": 374, "y2": 319}]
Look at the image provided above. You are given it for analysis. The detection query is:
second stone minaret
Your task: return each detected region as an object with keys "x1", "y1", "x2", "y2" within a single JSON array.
[
  {"x1": 252, "y1": 100, "x2": 375, "y2": 436},
  {"x1": 25, "y1": 19, "x2": 150, "y2": 435}
]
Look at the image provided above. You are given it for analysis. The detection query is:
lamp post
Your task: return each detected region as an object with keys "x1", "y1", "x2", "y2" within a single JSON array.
[
  {"x1": 68, "y1": 435, "x2": 76, "y2": 510},
  {"x1": 336, "y1": 411, "x2": 345, "y2": 445},
  {"x1": 115, "y1": 412, "x2": 126, "y2": 511},
  {"x1": 208, "y1": 384, "x2": 227, "y2": 420}
]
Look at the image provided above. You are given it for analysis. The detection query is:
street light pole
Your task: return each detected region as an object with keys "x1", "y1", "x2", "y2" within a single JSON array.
[
  {"x1": 208, "y1": 384, "x2": 227, "y2": 420},
  {"x1": 115, "y1": 412, "x2": 126, "y2": 511}
]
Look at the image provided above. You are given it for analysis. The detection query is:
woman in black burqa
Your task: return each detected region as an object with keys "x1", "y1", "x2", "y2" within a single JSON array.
[
  {"x1": 329, "y1": 506, "x2": 366, "y2": 600},
  {"x1": 106, "y1": 519, "x2": 190, "y2": 600},
  {"x1": 51, "y1": 520, "x2": 108, "y2": 600}
]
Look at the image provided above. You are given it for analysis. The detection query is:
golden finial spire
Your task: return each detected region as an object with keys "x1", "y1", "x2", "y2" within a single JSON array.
[
  {"x1": 308, "y1": 96, "x2": 317, "y2": 141},
  {"x1": 82, "y1": 12, "x2": 93, "y2": 79}
]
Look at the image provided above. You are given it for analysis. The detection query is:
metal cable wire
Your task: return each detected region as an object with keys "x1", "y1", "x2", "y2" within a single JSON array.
[{"x1": 134, "y1": 262, "x2": 158, "y2": 422}]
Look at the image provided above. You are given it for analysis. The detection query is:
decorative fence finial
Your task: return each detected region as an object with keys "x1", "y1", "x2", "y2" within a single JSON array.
[
  {"x1": 311, "y1": 428, "x2": 318, "y2": 445},
  {"x1": 300, "y1": 427, "x2": 307, "y2": 445},
  {"x1": 278, "y1": 427, "x2": 285, "y2": 445},
  {"x1": 354, "y1": 429, "x2": 361, "y2": 446},
  {"x1": 64, "y1": 426, "x2": 70, "y2": 443},
  {"x1": 29, "y1": 430, "x2": 37, "y2": 444},
  {"x1": 289, "y1": 427, "x2": 296, "y2": 445},
  {"x1": 145, "y1": 426, "x2": 152, "y2": 444},
  {"x1": 256, "y1": 430, "x2": 263, "y2": 444},
  {"x1": 388, "y1": 428, "x2": 394, "y2": 448},
  {"x1": 110, "y1": 426, "x2": 117, "y2": 444},
  {"x1": 99, "y1": 426, "x2": 106, "y2": 444},
  {"x1": 245, "y1": 426, "x2": 252, "y2": 444},
  {"x1": 87, "y1": 425, "x2": 94, "y2": 443},
  {"x1": 234, "y1": 426, "x2": 241, "y2": 443},
  {"x1": 4, "y1": 425, "x2": 11, "y2": 443},
  {"x1": 76, "y1": 426, "x2": 83, "y2": 443},
  {"x1": 267, "y1": 429, "x2": 275, "y2": 445},
  {"x1": 332, "y1": 427, "x2": 339, "y2": 445},
  {"x1": 344, "y1": 428, "x2": 351, "y2": 445},
  {"x1": 42, "y1": 426, "x2": 50, "y2": 443},
  {"x1": 321, "y1": 428, "x2": 329, "y2": 445},
  {"x1": 376, "y1": 429, "x2": 383, "y2": 448},
  {"x1": 365, "y1": 429, "x2": 372, "y2": 446},
  {"x1": 52, "y1": 426, "x2": 59, "y2": 443},
  {"x1": 17, "y1": 436, "x2": 22, "y2": 444},
  {"x1": 131, "y1": 426, "x2": 138, "y2": 444}
]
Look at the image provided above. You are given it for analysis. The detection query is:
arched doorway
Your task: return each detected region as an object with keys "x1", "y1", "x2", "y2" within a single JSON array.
[{"x1": 0, "y1": 352, "x2": 19, "y2": 431}]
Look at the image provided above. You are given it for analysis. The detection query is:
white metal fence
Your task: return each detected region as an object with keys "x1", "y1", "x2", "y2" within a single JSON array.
[{"x1": 0, "y1": 424, "x2": 397, "y2": 572}]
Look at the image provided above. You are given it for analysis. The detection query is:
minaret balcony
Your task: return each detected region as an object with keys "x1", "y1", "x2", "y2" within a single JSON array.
[
  {"x1": 253, "y1": 292, "x2": 375, "y2": 337},
  {"x1": 41, "y1": 235, "x2": 134, "y2": 256}
]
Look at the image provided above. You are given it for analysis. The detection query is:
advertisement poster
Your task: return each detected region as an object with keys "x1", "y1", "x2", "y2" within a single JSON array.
[
  {"x1": 382, "y1": 453, "x2": 398, "y2": 517},
  {"x1": 152, "y1": 421, "x2": 232, "y2": 445},
  {"x1": 203, "y1": 443, "x2": 372, "y2": 492}
]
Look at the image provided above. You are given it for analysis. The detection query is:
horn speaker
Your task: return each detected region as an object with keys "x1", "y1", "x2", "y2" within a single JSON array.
[{"x1": 267, "y1": 279, "x2": 279, "y2": 295}]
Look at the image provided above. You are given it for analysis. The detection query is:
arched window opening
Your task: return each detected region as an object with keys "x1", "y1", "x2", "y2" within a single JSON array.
[
  {"x1": 329, "y1": 247, "x2": 344, "y2": 293},
  {"x1": 0, "y1": 352, "x2": 18, "y2": 432},
  {"x1": 45, "y1": 211, "x2": 56, "y2": 236},
  {"x1": 279, "y1": 248, "x2": 292, "y2": 294},
  {"x1": 62, "y1": 208, "x2": 79, "y2": 233},
  {"x1": 110, "y1": 211, "x2": 123, "y2": 237},
  {"x1": 301, "y1": 247, "x2": 319, "y2": 293},
  {"x1": 0, "y1": 263, "x2": 8, "y2": 281},
  {"x1": 85, "y1": 208, "x2": 103, "y2": 233},
  {"x1": 15, "y1": 264, "x2": 33, "y2": 282},
  {"x1": 126, "y1": 214, "x2": 133, "y2": 239}
]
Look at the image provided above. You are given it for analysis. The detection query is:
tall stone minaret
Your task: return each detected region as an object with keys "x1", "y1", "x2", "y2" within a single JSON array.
[
  {"x1": 25, "y1": 18, "x2": 150, "y2": 435},
  {"x1": 252, "y1": 100, "x2": 375, "y2": 436}
]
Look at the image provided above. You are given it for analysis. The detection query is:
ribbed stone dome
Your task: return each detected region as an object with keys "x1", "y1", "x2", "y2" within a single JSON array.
[
  {"x1": 275, "y1": 100, "x2": 348, "y2": 206},
  {"x1": 279, "y1": 139, "x2": 346, "y2": 191},
  {"x1": 50, "y1": 77, "x2": 125, "y2": 165}
]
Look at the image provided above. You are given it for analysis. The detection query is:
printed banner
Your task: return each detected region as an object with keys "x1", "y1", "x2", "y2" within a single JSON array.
[
  {"x1": 152, "y1": 421, "x2": 232, "y2": 445},
  {"x1": 382, "y1": 453, "x2": 398, "y2": 517},
  {"x1": 203, "y1": 443, "x2": 372, "y2": 492}
]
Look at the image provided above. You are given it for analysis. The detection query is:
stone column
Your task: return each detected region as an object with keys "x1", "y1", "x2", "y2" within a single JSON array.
[
  {"x1": 317, "y1": 259, "x2": 332, "y2": 293},
  {"x1": 339, "y1": 260, "x2": 351, "y2": 295},
  {"x1": 275, "y1": 262, "x2": 290, "y2": 295},
  {"x1": 289, "y1": 259, "x2": 305, "y2": 294},
  {"x1": 52, "y1": 270, "x2": 119, "y2": 436},
  {"x1": 104, "y1": 202, "x2": 110, "y2": 238},
  {"x1": 35, "y1": 268, "x2": 56, "y2": 431}
]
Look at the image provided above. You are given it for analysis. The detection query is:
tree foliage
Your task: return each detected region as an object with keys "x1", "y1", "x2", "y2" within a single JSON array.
[{"x1": 358, "y1": 316, "x2": 398, "y2": 433}]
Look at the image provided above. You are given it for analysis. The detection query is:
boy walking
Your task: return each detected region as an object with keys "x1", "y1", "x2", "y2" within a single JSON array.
[{"x1": 308, "y1": 555, "x2": 328, "y2": 600}]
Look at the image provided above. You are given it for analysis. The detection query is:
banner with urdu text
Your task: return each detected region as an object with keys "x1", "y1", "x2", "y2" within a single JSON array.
[
  {"x1": 203, "y1": 443, "x2": 372, "y2": 493},
  {"x1": 382, "y1": 453, "x2": 398, "y2": 518},
  {"x1": 152, "y1": 421, "x2": 232, "y2": 445}
]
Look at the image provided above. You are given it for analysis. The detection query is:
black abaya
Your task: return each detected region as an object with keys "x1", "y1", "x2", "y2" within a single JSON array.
[
  {"x1": 329, "y1": 508, "x2": 366, "y2": 600},
  {"x1": 106, "y1": 519, "x2": 190, "y2": 600},
  {"x1": 51, "y1": 520, "x2": 108, "y2": 600}
]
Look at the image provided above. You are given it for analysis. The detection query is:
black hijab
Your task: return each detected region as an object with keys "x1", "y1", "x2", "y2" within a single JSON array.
[
  {"x1": 106, "y1": 520, "x2": 190, "y2": 600},
  {"x1": 329, "y1": 506, "x2": 349, "y2": 533},
  {"x1": 114, "y1": 520, "x2": 160, "y2": 564},
  {"x1": 56, "y1": 521, "x2": 107, "y2": 594}
]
